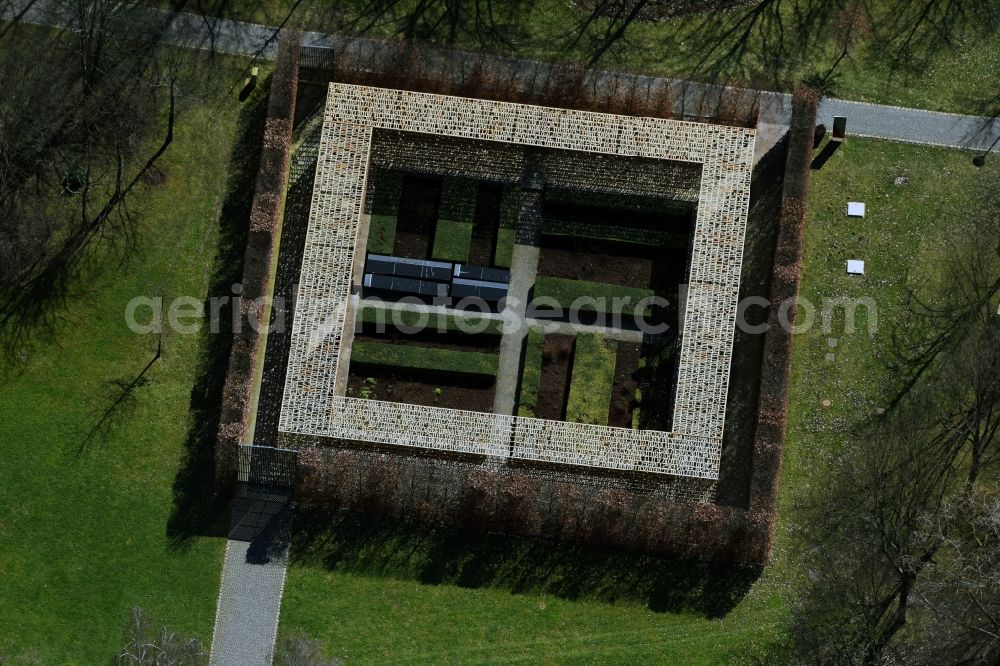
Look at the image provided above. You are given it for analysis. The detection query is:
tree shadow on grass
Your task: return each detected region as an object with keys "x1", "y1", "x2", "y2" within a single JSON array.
[
  {"x1": 290, "y1": 508, "x2": 761, "y2": 618},
  {"x1": 166, "y1": 79, "x2": 271, "y2": 549}
]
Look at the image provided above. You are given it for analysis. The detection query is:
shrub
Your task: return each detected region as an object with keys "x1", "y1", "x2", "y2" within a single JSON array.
[
  {"x1": 566, "y1": 333, "x2": 617, "y2": 426},
  {"x1": 351, "y1": 341, "x2": 499, "y2": 377},
  {"x1": 215, "y1": 30, "x2": 300, "y2": 493},
  {"x1": 743, "y1": 82, "x2": 818, "y2": 562}
]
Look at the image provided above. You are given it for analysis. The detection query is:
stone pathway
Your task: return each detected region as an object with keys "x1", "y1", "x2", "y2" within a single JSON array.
[
  {"x1": 493, "y1": 244, "x2": 540, "y2": 416},
  {"x1": 209, "y1": 541, "x2": 288, "y2": 666}
]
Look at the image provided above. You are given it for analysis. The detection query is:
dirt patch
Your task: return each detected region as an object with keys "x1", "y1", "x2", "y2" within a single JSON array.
[
  {"x1": 534, "y1": 334, "x2": 575, "y2": 420},
  {"x1": 609, "y1": 341, "x2": 641, "y2": 428},
  {"x1": 469, "y1": 183, "x2": 501, "y2": 266},
  {"x1": 354, "y1": 327, "x2": 500, "y2": 352},
  {"x1": 348, "y1": 367, "x2": 495, "y2": 412},
  {"x1": 538, "y1": 238, "x2": 654, "y2": 288},
  {"x1": 393, "y1": 175, "x2": 440, "y2": 259}
]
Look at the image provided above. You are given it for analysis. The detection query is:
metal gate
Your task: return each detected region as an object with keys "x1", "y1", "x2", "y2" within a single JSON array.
[{"x1": 237, "y1": 443, "x2": 298, "y2": 491}]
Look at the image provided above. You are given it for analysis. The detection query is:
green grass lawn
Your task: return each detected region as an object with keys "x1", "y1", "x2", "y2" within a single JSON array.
[
  {"x1": 0, "y1": 56, "x2": 255, "y2": 662},
  {"x1": 565, "y1": 333, "x2": 617, "y2": 426},
  {"x1": 533, "y1": 276, "x2": 654, "y2": 318},
  {"x1": 351, "y1": 340, "x2": 499, "y2": 377},
  {"x1": 206, "y1": 0, "x2": 1000, "y2": 114},
  {"x1": 367, "y1": 214, "x2": 398, "y2": 255},
  {"x1": 779, "y1": 138, "x2": 999, "y2": 522},
  {"x1": 431, "y1": 218, "x2": 474, "y2": 262}
]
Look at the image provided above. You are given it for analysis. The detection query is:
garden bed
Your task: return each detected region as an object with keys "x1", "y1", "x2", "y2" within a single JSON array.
[
  {"x1": 609, "y1": 341, "x2": 642, "y2": 428},
  {"x1": 346, "y1": 369, "x2": 496, "y2": 412},
  {"x1": 393, "y1": 175, "x2": 440, "y2": 259},
  {"x1": 533, "y1": 333, "x2": 576, "y2": 420}
]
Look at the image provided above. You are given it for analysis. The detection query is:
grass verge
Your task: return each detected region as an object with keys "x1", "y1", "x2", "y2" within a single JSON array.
[{"x1": 493, "y1": 227, "x2": 516, "y2": 268}]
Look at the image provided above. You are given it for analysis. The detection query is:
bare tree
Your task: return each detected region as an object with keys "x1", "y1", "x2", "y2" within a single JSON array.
[
  {"x1": 274, "y1": 632, "x2": 341, "y2": 666},
  {"x1": 0, "y1": 0, "x2": 180, "y2": 355},
  {"x1": 116, "y1": 607, "x2": 206, "y2": 665},
  {"x1": 909, "y1": 492, "x2": 1000, "y2": 665}
]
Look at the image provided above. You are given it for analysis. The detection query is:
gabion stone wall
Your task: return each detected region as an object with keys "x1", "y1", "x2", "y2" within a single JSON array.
[
  {"x1": 369, "y1": 129, "x2": 703, "y2": 202},
  {"x1": 278, "y1": 83, "x2": 755, "y2": 481}
]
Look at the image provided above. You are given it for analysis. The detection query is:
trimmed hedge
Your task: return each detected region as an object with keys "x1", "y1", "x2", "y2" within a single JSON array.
[
  {"x1": 517, "y1": 328, "x2": 545, "y2": 417},
  {"x1": 351, "y1": 341, "x2": 499, "y2": 377},
  {"x1": 431, "y1": 218, "x2": 474, "y2": 262},
  {"x1": 215, "y1": 30, "x2": 300, "y2": 493},
  {"x1": 357, "y1": 306, "x2": 504, "y2": 336},
  {"x1": 533, "y1": 276, "x2": 655, "y2": 317},
  {"x1": 566, "y1": 333, "x2": 617, "y2": 426},
  {"x1": 743, "y1": 84, "x2": 818, "y2": 562},
  {"x1": 367, "y1": 214, "x2": 397, "y2": 254}
]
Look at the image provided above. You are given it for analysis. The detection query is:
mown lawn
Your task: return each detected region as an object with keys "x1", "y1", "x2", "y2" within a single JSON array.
[
  {"x1": 778, "y1": 138, "x2": 999, "y2": 561},
  {"x1": 213, "y1": 0, "x2": 999, "y2": 114},
  {"x1": 0, "y1": 56, "x2": 257, "y2": 662}
]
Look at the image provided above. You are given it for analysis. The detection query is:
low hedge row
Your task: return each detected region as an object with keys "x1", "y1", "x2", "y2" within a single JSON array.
[
  {"x1": 351, "y1": 341, "x2": 499, "y2": 377},
  {"x1": 533, "y1": 276, "x2": 655, "y2": 317},
  {"x1": 215, "y1": 30, "x2": 300, "y2": 493},
  {"x1": 566, "y1": 333, "x2": 617, "y2": 426},
  {"x1": 743, "y1": 84, "x2": 818, "y2": 562}
]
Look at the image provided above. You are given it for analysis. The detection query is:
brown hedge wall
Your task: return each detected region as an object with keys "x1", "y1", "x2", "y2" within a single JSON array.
[
  {"x1": 314, "y1": 39, "x2": 759, "y2": 127},
  {"x1": 742, "y1": 84, "x2": 818, "y2": 562},
  {"x1": 214, "y1": 30, "x2": 301, "y2": 495}
]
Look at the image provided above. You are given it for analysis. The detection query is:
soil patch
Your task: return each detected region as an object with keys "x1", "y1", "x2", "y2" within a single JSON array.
[
  {"x1": 393, "y1": 175, "x2": 440, "y2": 259},
  {"x1": 469, "y1": 183, "x2": 501, "y2": 266},
  {"x1": 538, "y1": 238, "x2": 654, "y2": 288},
  {"x1": 534, "y1": 334, "x2": 575, "y2": 421},
  {"x1": 609, "y1": 341, "x2": 641, "y2": 428},
  {"x1": 354, "y1": 327, "x2": 500, "y2": 352},
  {"x1": 348, "y1": 367, "x2": 495, "y2": 412}
]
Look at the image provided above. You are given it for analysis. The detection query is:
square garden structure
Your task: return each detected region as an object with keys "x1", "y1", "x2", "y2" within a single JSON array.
[{"x1": 278, "y1": 83, "x2": 755, "y2": 480}]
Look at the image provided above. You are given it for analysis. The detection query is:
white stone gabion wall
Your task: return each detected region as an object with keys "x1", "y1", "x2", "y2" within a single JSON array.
[{"x1": 278, "y1": 83, "x2": 755, "y2": 480}]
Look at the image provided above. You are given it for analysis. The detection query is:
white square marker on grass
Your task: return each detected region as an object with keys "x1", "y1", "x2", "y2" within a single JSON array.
[
  {"x1": 847, "y1": 202, "x2": 866, "y2": 217},
  {"x1": 847, "y1": 260, "x2": 865, "y2": 275}
]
